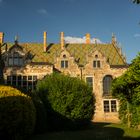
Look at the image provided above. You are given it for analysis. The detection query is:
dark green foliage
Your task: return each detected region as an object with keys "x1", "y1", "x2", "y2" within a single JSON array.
[
  {"x1": 36, "y1": 73, "x2": 94, "y2": 130},
  {"x1": 0, "y1": 86, "x2": 36, "y2": 139},
  {"x1": 133, "y1": 0, "x2": 140, "y2": 4},
  {"x1": 112, "y1": 52, "x2": 140, "y2": 128},
  {"x1": 31, "y1": 92, "x2": 47, "y2": 133}
]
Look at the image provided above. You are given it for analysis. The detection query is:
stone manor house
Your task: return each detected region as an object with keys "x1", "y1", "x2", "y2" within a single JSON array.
[{"x1": 0, "y1": 32, "x2": 128, "y2": 122}]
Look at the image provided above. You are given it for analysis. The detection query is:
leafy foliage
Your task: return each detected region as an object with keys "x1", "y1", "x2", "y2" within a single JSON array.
[
  {"x1": 31, "y1": 92, "x2": 47, "y2": 133},
  {"x1": 133, "y1": 0, "x2": 140, "y2": 4},
  {"x1": 112, "y1": 52, "x2": 140, "y2": 128},
  {"x1": 36, "y1": 73, "x2": 94, "y2": 130},
  {"x1": 0, "y1": 86, "x2": 36, "y2": 139}
]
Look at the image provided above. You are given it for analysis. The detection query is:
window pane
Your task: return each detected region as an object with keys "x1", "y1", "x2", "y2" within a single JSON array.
[
  {"x1": 65, "y1": 61, "x2": 68, "y2": 68},
  {"x1": 61, "y1": 60, "x2": 68, "y2": 68},
  {"x1": 93, "y1": 61, "x2": 96, "y2": 67},
  {"x1": 111, "y1": 100, "x2": 117, "y2": 112},
  {"x1": 103, "y1": 75, "x2": 113, "y2": 96},
  {"x1": 17, "y1": 76, "x2": 22, "y2": 80},
  {"x1": 28, "y1": 76, "x2": 32, "y2": 80},
  {"x1": 33, "y1": 76, "x2": 37, "y2": 81},
  {"x1": 17, "y1": 76, "x2": 22, "y2": 86},
  {"x1": 8, "y1": 58, "x2": 13, "y2": 66},
  {"x1": 61, "y1": 61, "x2": 64, "y2": 68},
  {"x1": 12, "y1": 75, "x2": 16, "y2": 81},
  {"x1": 7, "y1": 76, "x2": 11, "y2": 85},
  {"x1": 86, "y1": 77, "x2": 93, "y2": 87},
  {"x1": 23, "y1": 76, "x2": 27, "y2": 81},
  {"x1": 13, "y1": 58, "x2": 18, "y2": 65},
  {"x1": 104, "y1": 101, "x2": 109, "y2": 112},
  {"x1": 19, "y1": 58, "x2": 23, "y2": 65},
  {"x1": 97, "y1": 61, "x2": 100, "y2": 68}
]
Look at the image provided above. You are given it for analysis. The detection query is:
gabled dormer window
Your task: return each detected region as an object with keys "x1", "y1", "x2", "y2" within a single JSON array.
[
  {"x1": 61, "y1": 60, "x2": 68, "y2": 68},
  {"x1": 8, "y1": 52, "x2": 23, "y2": 66},
  {"x1": 93, "y1": 60, "x2": 100, "y2": 68},
  {"x1": 93, "y1": 54, "x2": 101, "y2": 68},
  {"x1": 60, "y1": 54, "x2": 68, "y2": 68}
]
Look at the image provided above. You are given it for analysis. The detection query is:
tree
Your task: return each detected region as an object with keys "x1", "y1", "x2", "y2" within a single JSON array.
[
  {"x1": 0, "y1": 43, "x2": 7, "y2": 84},
  {"x1": 36, "y1": 73, "x2": 94, "y2": 130},
  {"x1": 133, "y1": 0, "x2": 140, "y2": 4},
  {"x1": 112, "y1": 52, "x2": 140, "y2": 128}
]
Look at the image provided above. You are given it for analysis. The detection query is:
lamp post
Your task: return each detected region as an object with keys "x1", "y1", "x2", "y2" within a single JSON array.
[{"x1": 79, "y1": 65, "x2": 84, "y2": 80}]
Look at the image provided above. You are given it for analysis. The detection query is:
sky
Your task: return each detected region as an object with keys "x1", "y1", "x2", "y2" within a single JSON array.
[{"x1": 0, "y1": 0, "x2": 140, "y2": 63}]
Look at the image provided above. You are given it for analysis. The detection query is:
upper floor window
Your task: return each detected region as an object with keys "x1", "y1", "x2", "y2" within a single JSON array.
[
  {"x1": 86, "y1": 76, "x2": 93, "y2": 88},
  {"x1": 93, "y1": 60, "x2": 100, "y2": 68},
  {"x1": 103, "y1": 75, "x2": 113, "y2": 96},
  {"x1": 61, "y1": 60, "x2": 68, "y2": 68},
  {"x1": 8, "y1": 52, "x2": 23, "y2": 66}
]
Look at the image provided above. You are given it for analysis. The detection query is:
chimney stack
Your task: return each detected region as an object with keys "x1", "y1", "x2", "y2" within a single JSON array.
[
  {"x1": 86, "y1": 33, "x2": 90, "y2": 44},
  {"x1": 0, "y1": 32, "x2": 4, "y2": 44},
  {"x1": 60, "y1": 32, "x2": 64, "y2": 50},
  {"x1": 43, "y1": 31, "x2": 47, "y2": 52}
]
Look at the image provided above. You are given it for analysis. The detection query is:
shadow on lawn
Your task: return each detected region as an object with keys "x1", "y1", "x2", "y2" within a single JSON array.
[
  {"x1": 87, "y1": 122, "x2": 140, "y2": 140},
  {"x1": 29, "y1": 122, "x2": 140, "y2": 140}
]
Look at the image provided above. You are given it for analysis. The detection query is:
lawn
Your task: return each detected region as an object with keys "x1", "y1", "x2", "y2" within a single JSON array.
[{"x1": 28, "y1": 122, "x2": 140, "y2": 140}]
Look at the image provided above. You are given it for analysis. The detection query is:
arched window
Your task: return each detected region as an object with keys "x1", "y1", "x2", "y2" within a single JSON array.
[{"x1": 103, "y1": 75, "x2": 113, "y2": 96}]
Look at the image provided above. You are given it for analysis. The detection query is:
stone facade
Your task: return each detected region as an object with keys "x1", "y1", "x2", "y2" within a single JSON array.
[{"x1": 0, "y1": 32, "x2": 128, "y2": 123}]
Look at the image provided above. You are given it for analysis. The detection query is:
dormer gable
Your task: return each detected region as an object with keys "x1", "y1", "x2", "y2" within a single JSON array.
[
  {"x1": 85, "y1": 50, "x2": 110, "y2": 70},
  {"x1": 3, "y1": 40, "x2": 34, "y2": 67}
]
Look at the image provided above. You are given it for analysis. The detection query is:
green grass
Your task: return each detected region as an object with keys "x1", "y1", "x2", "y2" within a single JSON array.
[{"x1": 28, "y1": 122, "x2": 140, "y2": 140}]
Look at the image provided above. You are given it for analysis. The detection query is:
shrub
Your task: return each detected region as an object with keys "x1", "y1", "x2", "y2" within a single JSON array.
[
  {"x1": 31, "y1": 92, "x2": 47, "y2": 133},
  {"x1": 0, "y1": 86, "x2": 36, "y2": 139},
  {"x1": 36, "y1": 73, "x2": 94, "y2": 130}
]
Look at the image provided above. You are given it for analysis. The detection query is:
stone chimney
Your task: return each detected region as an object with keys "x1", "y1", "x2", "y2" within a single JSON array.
[
  {"x1": 0, "y1": 32, "x2": 4, "y2": 44},
  {"x1": 60, "y1": 32, "x2": 64, "y2": 50},
  {"x1": 43, "y1": 31, "x2": 47, "y2": 52},
  {"x1": 86, "y1": 33, "x2": 90, "y2": 44}
]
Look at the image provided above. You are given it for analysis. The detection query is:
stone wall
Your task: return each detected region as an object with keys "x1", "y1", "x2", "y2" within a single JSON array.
[{"x1": 4, "y1": 64, "x2": 53, "y2": 81}]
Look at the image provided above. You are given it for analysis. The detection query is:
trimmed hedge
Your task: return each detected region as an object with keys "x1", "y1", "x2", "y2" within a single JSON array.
[
  {"x1": 0, "y1": 86, "x2": 36, "y2": 139},
  {"x1": 36, "y1": 73, "x2": 94, "y2": 130}
]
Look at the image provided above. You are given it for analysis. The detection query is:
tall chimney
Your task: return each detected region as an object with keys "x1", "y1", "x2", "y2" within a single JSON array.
[
  {"x1": 0, "y1": 32, "x2": 4, "y2": 44},
  {"x1": 60, "y1": 32, "x2": 64, "y2": 50},
  {"x1": 86, "y1": 33, "x2": 90, "y2": 44},
  {"x1": 43, "y1": 31, "x2": 47, "y2": 52}
]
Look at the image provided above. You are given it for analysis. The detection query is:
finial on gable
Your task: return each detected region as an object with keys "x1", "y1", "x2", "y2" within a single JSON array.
[
  {"x1": 112, "y1": 33, "x2": 117, "y2": 45},
  {"x1": 15, "y1": 35, "x2": 19, "y2": 44}
]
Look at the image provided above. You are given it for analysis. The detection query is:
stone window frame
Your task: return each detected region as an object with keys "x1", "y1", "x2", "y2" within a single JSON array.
[
  {"x1": 103, "y1": 99, "x2": 118, "y2": 113},
  {"x1": 6, "y1": 75, "x2": 37, "y2": 91},
  {"x1": 103, "y1": 75, "x2": 113, "y2": 96},
  {"x1": 85, "y1": 76, "x2": 94, "y2": 90},
  {"x1": 93, "y1": 54, "x2": 101, "y2": 68},
  {"x1": 93, "y1": 60, "x2": 101, "y2": 68},
  {"x1": 61, "y1": 60, "x2": 68, "y2": 68}
]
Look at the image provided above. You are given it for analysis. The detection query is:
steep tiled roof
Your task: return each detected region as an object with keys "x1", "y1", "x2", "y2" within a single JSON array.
[{"x1": 5, "y1": 42, "x2": 127, "y2": 66}]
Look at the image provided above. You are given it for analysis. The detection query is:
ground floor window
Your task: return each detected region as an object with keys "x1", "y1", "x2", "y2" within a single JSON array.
[
  {"x1": 103, "y1": 99, "x2": 117, "y2": 112},
  {"x1": 6, "y1": 75, "x2": 37, "y2": 91}
]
